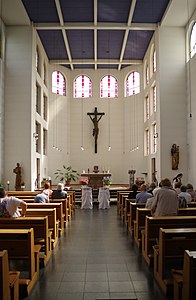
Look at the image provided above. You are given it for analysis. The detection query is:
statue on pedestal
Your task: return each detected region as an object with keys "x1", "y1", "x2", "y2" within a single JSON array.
[
  {"x1": 171, "y1": 144, "x2": 179, "y2": 170},
  {"x1": 128, "y1": 170, "x2": 136, "y2": 188},
  {"x1": 13, "y1": 162, "x2": 22, "y2": 191}
]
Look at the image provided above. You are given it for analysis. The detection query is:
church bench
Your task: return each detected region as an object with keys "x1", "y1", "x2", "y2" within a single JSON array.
[
  {"x1": 124, "y1": 198, "x2": 133, "y2": 227},
  {"x1": 51, "y1": 198, "x2": 68, "y2": 226},
  {"x1": 142, "y1": 215, "x2": 196, "y2": 267},
  {"x1": 117, "y1": 191, "x2": 130, "y2": 216},
  {"x1": 0, "y1": 229, "x2": 41, "y2": 298},
  {"x1": 26, "y1": 202, "x2": 64, "y2": 236},
  {"x1": 67, "y1": 191, "x2": 76, "y2": 214},
  {"x1": 178, "y1": 207, "x2": 196, "y2": 215},
  {"x1": 8, "y1": 191, "x2": 39, "y2": 197},
  {"x1": 0, "y1": 217, "x2": 51, "y2": 266},
  {"x1": 153, "y1": 228, "x2": 196, "y2": 295},
  {"x1": 133, "y1": 208, "x2": 151, "y2": 248},
  {"x1": 24, "y1": 209, "x2": 58, "y2": 248},
  {"x1": 21, "y1": 198, "x2": 68, "y2": 227},
  {"x1": 172, "y1": 250, "x2": 196, "y2": 300},
  {"x1": 0, "y1": 250, "x2": 20, "y2": 300},
  {"x1": 187, "y1": 202, "x2": 196, "y2": 207},
  {"x1": 120, "y1": 194, "x2": 130, "y2": 223},
  {"x1": 128, "y1": 202, "x2": 146, "y2": 238}
]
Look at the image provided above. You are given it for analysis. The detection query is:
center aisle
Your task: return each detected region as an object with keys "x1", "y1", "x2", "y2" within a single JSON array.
[{"x1": 27, "y1": 205, "x2": 170, "y2": 300}]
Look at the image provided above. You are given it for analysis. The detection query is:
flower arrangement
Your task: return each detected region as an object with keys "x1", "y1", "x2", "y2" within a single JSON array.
[
  {"x1": 79, "y1": 178, "x2": 89, "y2": 186},
  {"x1": 103, "y1": 177, "x2": 112, "y2": 186}
]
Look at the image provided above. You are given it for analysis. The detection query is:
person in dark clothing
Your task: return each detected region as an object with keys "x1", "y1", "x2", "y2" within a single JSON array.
[
  {"x1": 52, "y1": 183, "x2": 67, "y2": 199},
  {"x1": 127, "y1": 184, "x2": 139, "y2": 199}
]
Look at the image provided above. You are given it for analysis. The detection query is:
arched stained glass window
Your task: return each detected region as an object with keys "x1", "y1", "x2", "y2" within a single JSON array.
[
  {"x1": 126, "y1": 71, "x2": 140, "y2": 96},
  {"x1": 100, "y1": 75, "x2": 118, "y2": 98},
  {"x1": 190, "y1": 22, "x2": 196, "y2": 58},
  {"x1": 74, "y1": 75, "x2": 92, "y2": 98},
  {"x1": 52, "y1": 71, "x2": 66, "y2": 96}
]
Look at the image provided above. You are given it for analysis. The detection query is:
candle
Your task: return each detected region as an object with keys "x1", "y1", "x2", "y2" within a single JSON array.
[{"x1": 7, "y1": 180, "x2": 10, "y2": 185}]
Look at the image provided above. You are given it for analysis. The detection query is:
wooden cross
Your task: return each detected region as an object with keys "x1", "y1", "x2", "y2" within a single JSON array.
[{"x1": 87, "y1": 107, "x2": 105, "y2": 153}]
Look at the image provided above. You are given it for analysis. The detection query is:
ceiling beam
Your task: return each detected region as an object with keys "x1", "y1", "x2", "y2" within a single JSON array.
[
  {"x1": 34, "y1": 22, "x2": 156, "y2": 31},
  {"x1": 118, "y1": 0, "x2": 137, "y2": 70},
  {"x1": 50, "y1": 59, "x2": 142, "y2": 65},
  {"x1": 55, "y1": 0, "x2": 73, "y2": 70}
]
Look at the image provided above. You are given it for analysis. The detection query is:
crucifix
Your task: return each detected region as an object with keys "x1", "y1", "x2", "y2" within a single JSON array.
[{"x1": 87, "y1": 107, "x2": 105, "y2": 153}]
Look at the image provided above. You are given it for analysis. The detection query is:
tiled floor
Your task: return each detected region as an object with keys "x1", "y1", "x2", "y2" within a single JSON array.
[{"x1": 26, "y1": 205, "x2": 172, "y2": 300}]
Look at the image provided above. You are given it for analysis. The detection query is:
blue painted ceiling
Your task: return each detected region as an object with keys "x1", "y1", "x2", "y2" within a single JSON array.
[{"x1": 21, "y1": 0, "x2": 170, "y2": 70}]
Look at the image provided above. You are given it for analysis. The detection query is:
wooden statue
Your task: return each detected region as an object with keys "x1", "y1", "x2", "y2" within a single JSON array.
[
  {"x1": 87, "y1": 107, "x2": 105, "y2": 153},
  {"x1": 171, "y1": 144, "x2": 179, "y2": 170},
  {"x1": 13, "y1": 162, "x2": 22, "y2": 191}
]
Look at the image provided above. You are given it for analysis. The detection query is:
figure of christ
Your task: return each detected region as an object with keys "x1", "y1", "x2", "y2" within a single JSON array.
[{"x1": 87, "y1": 107, "x2": 105, "y2": 153}]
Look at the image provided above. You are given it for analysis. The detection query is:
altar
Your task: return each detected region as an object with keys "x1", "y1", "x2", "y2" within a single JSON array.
[{"x1": 80, "y1": 173, "x2": 111, "y2": 189}]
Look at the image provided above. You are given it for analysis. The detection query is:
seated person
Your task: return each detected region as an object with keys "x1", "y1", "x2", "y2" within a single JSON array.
[
  {"x1": 186, "y1": 183, "x2": 196, "y2": 201},
  {"x1": 0, "y1": 188, "x2": 27, "y2": 217},
  {"x1": 34, "y1": 190, "x2": 50, "y2": 203},
  {"x1": 147, "y1": 182, "x2": 157, "y2": 195},
  {"x1": 42, "y1": 182, "x2": 53, "y2": 199},
  {"x1": 151, "y1": 178, "x2": 178, "y2": 216},
  {"x1": 136, "y1": 184, "x2": 152, "y2": 203},
  {"x1": 52, "y1": 183, "x2": 67, "y2": 199},
  {"x1": 145, "y1": 188, "x2": 160, "y2": 209},
  {"x1": 178, "y1": 185, "x2": 192, "y2": 204},
  {"x1": 127, "y1": 184, "x2": 139, "y2": 199}
]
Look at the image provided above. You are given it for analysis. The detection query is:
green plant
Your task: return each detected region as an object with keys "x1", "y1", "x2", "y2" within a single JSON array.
[
  {"x1": 54, "y1": 166, "x2": 79, "y2": 183},
  {"x1": 0, "y1": 182, "x2": 4, "y2": 188}
]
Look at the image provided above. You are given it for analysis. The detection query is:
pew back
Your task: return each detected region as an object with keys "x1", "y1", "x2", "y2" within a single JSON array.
[{"x1": 142, "y1": 215, "x2": 196, "y2": 266}]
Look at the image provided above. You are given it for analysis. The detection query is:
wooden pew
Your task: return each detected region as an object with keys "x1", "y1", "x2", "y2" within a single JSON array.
[
  {"x1": 178, "y1": 207, "x2": 196, "y2": 215},
  {"x1": 51, "y1": 198, "x2": 68, "y2": 226},
  {"x1": 26, "y1": 203, "x2": 64, "y2": 236},
  {"x1": 142, "y1": 215, "x2": 196, "y2": 267},
  {"x1": 128, "y1": 202, "x2": 146, "y2": 237},
  {"x1": 0, "y1": 250, "x2": 20, "y2": 300},
  {"x1": 133, "y1": 208, "x2": 151, "y2": 248},
  {"x1": 20, "y1": 198, "x2": 68, "y2": 227},
  {"x1": 8, "y1": 191, "x2": 39, "y2": 197},
  {"x1": 117, "y1": 191, "x2": 130, "y2": 216},
  {"x1": 67, "y1": 191, "x2": 76, "y2": 214},
  {"x1": 187, "y1": 202, "x2": 196, "y2": 208},
  {"x1": 172, "y1": 250, "x2": 196, "y2": 300},
  {"x1": 153, "y1": 228, "x2": 196, "y2": 295},
  {"x1": 24, "y1": 208, "x2": 58, "y2": 248},
  {"x1": 0, "y1": 217, "x2": 51, "y2": 266},
  {"x1": 0, "y1": 229, "x2": 41, "y2": 297},
  {"x1": 124, "y1": 198, "x2": 132, "y2": 227}
]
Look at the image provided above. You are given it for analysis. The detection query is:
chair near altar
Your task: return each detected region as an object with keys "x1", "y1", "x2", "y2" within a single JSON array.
[
  {"x1": 81, "y1": 187, "x2": 93, "y2": 209},
  {"x1": 98, "y1": 187, "x2": 110, "y2": 209}
]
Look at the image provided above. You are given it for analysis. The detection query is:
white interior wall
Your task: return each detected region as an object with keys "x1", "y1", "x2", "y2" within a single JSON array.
[
  {"x1": 0, "y1": 20, "x2": 5, "y2": 183},
  {"x1": 4, "y1": 26, "x2": 33, "y2": 190},
  {"x1": 48, "y1": 65, "x2": 146, "y2": 185},
  {"x1": 158, "y1": 26, "x2": 187, "y2": 183}
]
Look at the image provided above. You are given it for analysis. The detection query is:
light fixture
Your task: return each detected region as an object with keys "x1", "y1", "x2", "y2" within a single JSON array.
[
  {"x1": 33, "y1": 133, "x2": 39, "y2": 140},
  {"x1": 108, "y1": 146, "x2": 111, "y2": 151},
  {"x1": 154, "y1": 133, "x2": 158, "y2": 138}
]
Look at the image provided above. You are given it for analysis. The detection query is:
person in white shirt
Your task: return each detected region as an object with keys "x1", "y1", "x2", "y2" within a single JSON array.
[{"x1": 0, "y1": 188, "x2": 27, "y2": 218}]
